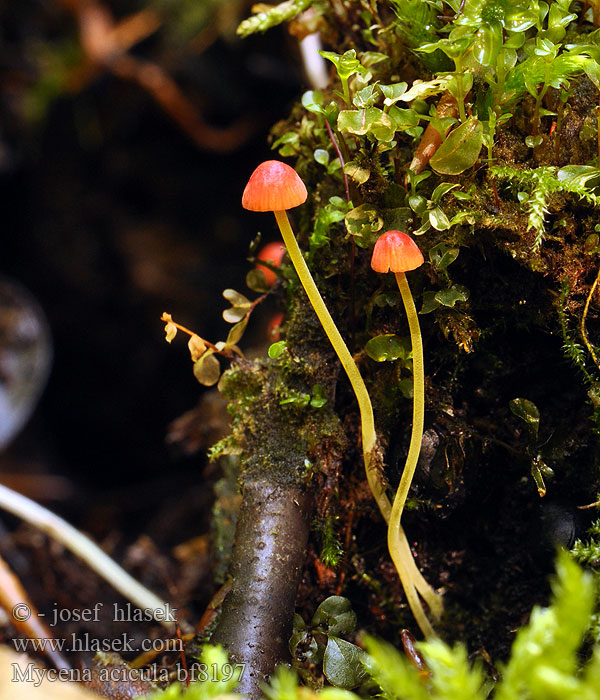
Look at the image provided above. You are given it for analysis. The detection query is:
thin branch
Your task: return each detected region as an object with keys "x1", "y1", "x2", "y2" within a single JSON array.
[{"x1": 0, "y1": 484, "x2": 173, "y2": 629}]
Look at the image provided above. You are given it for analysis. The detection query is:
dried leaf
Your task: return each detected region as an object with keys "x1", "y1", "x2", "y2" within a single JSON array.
[
  {"x1": 222, "y1": 289, "x2": 251, "y2": 308},
  {"x1": 164, "y1": 322, "x2": 177, "y2": 343},
  {"x1": 226, "y1": 318, "x2": 248, "y2": 346},
  {"x1": 188, "y1": 334, "x2": 206, "y2": 361},
  {"x1": 223, "y1": 307, "x2": 247, "y2": 323},
  {"x1": 193, "y1": 353, "x2": 221, "y2": 386}
]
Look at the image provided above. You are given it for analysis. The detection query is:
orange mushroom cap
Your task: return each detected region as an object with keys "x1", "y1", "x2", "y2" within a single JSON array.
[
  {"x1": 371, "y1": 231, "x2": 424, "y2": 273},
  {"x1": 242, "y1": 160, "x2": 307, "y2": 212}
]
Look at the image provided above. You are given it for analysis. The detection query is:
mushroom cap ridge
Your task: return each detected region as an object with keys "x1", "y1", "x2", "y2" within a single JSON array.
[
  {"x1": 242, "y1": 160, "x2": 308, "y2": 212},
  {"x1": 371, "y1": 230, "x2": 424, "y2": 273}
]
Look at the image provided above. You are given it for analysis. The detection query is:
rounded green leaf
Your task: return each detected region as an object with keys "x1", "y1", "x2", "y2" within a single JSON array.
[
  {"x1": 302, "y1": 89, "x2": 325, "y2": 114},
  {"x1": 429, "y1": 242, "x2": 460, "y2": 270},
  {"x1": 420, "y1": 291, "x2": 440, "y2": 315},
  {"x1": 509, "y1": 397, "x2": 540, "y2": 441},
  {"x1": 323, "y1": 637, "x2": 368, "y2": 689},
  {"x1": 408, "y1": 194, "x2": 428, "y2": 215},
  {"x1": 428, "y1": 206, "x2": 451, "y2": 231},
  {"x1": 379, "y1": 82, "x2": 408, "y2": 107},
  {"x1": 344, "y1": 204, "x2": 383, "y2": 248},
  {"x1": 430, "y1": 116, "x2": 483, "y2": 175},
  {"x1": 289, "y1": 614, "x2": 323, "y2": 664},
  {"x1": 344, "y1": 161, "x2": 370, "y2": 185},
  {"x1": 435, "y1": 286, "x2": 468, "y2": 307},
  {"x1": 311, "y1": 596, "x2": 357, "y2": 636},
  {"x1": 268, "y1": 340, "x2": 287, "y2": 359},
  {"x1": 474, "y1": 22, "x2": 502, "y2": 67},
  {"x1": 338, "y1": 108, "x2": 394, "y2": 141},
  {"x1": 314, "y1": 148, "x2": 330, "y2": 166},
  {"x1": 525, "y1": 134, "x2": 543, "y2": 148},
  {"x1": 365, "y1": 334, "x2": 408, "y2": 362}
]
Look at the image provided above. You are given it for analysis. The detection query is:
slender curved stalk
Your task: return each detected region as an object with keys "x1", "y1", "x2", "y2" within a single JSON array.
[
  {"x1": 581, "y1": 264, "x2": 600, "y2": 372},
  {"x1": 274, "y1": 209, "x2": 391, "y2": 522},
  {"x1": 388, "y1": 526, "x2": 436, "y2": 638},
  {"x1": 388, "y1": 271, "x2": 444, "y2": 633},
  {"x1": 0, "y1": 484, "x2": 173, "y2": 628},
  {"x1": 275, "y1": 212, "x2": 442, "y2": 635},
  {"x1": 393, "y1": 272, "x2": 425, "y2": 517}
]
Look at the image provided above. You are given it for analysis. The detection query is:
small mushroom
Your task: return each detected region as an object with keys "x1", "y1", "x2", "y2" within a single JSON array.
[
  {"x1": 371, "y1": 230, "x2": 442, "y2": 636},
  {"x1": 371, "y1": 231, "x2": 425, "y2": 520},
  {"x1": 243, "y1": 160, "x2": 390, "y2": 521}
]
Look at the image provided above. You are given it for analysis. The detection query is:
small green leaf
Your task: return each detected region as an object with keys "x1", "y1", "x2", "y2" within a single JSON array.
[
  {"x1": 365, "y1": 334, "x2": 409, "y2": 362},
  {"x1": 429, "y1": 116, "x2": 483, "y2": 175},
  {"x1": 388, "y1": 106, "x2": 420, "y2": 131},
  {"x1": 431, "y1": 182, "x2": 459, "y2": 202},
  {"x1": 311, "y1": 596, "x2": 357, "y2": 636},
  {"x1": 323, "y1": 637, "x2": 368, "y2": 689},
  {"x1": 302, "y1": 89, "x2": 325, "y2": 114},
  {"x1": 310, "y1": 384, "x2": 328, "y2": 408},
  {"x1": 525, "y1": 134, "x2": 543, "y2": 148},
  {"x1": 319, "y1": 49, "x2": 366, "y2": 81},
  {"x1": 429, "y1": 242, "x2": 460, "y2": 270},
  {"x1": 353, "y1": 85, "x2": 378, "y2": 108},
  {"x1": 272, "y1": 131, "x2": 299, "y2": 148},
  {"x1": 379, "y1": 82, "x2": 408, "y2": 108},
  {"x1": 280, "y1": 392, "x2": 310, "y2": 407},
  {"x1": 435, "y1": 286, "x2": 468, "y2": 307},
  {"x1": 289, "y1": 614, "x2": 324, "y2": 664},
  {"x1": 268, "y1": 340, "x2": 287, "y2": 359},
  {"x1": 314, "y1": 148, "x2": 330, "y2": 166},
  {"x1": 428, "y1": 206, "x2": 451, "y2": 231},
  {"x1": 344, "y1": 160, "x2": 370, "y2": 185},
  {"x1": 408, "y1": 195, "x2": 428, "y2": 215},
  {"x1": 420, "y1": 291, "x2": 440, "y2": 314},
  {"x1": 344, "y1": 204, "x2": 383, "y2": 248},
  {"x1": 531, "y1": 455, "x2": 550, "y2": 497},
  {"x1": 509, "y1": 397, "x2": 540, "y2": 441},
  {"x1": 360, "y1": 51, "x2": 387, "y2": 68},
  {"x1": 398, "y1": 377, "x2": 413, "y2": 399},
  {"x1": 474, "y1": 22, "x2": 502, "y2": 67},
  {"x1": 338, "y1": 108, "x2": 394, "y2": 141}
]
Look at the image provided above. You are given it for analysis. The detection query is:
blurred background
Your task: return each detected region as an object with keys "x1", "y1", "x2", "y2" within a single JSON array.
[{"x1": 0, "y1": 0, "x2": 304, "y2": 548}]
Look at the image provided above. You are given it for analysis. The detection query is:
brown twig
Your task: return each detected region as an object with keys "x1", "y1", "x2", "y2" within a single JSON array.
[
  {"x1": 55, "y1": 0, "x2": 254, "y2": 152},
  {"x1": 0, "y1": 552, "x2": 71, "y2": 671}
]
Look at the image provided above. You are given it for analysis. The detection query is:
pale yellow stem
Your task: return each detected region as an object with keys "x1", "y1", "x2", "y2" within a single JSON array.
[
  {"x1": 274, "y1": 209, "x2": 391, "y2": 521},
  {"x1": 393, "y1": 272, "x2": 425, "y2": 516},
  {"x1": 387, "y1": 271, "x2": 443, "y2": 635},
  {"x1": 388, "y1": 525, "x2": 436, "y2": 638},
  {"x1": 274, "y1": 210, "x2": 442, "y2": 635}
]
